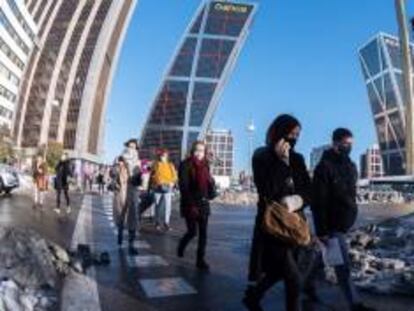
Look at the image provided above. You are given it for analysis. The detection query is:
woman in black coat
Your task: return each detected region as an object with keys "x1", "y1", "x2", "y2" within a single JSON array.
[
  {"x1": 54, "y1": 153, "x2": 72, "y2": 214},
  {"x1": 177, "y1": 140, "x2": 215, "y2": 271},
  {"x1": 243, "y1": 114, "x2": 312, "y2": 311}
]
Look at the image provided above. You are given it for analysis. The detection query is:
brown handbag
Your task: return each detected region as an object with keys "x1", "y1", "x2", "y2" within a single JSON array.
[{"x1": 263, "y1": 200, "x2": 311, "y2": 247}]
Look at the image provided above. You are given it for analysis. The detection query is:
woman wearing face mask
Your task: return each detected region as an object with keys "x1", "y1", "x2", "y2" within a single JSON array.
[
  {"x1": 177, "y1": 141, "x2": 215, "y2": 271},
  {"x1": 151, "y1": 149, "x2": 177, "y2": 231},
  {"x1": 243, "y1": 114, "x2": 312, "y2": 311},
  {"x1": 120, "y1": 138, "x2": 142, "y2": 254}
]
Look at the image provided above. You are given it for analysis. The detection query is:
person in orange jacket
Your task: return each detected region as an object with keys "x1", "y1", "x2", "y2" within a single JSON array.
[{"x1": 151, "y1": 149, "x2": 177, "y2": 231}]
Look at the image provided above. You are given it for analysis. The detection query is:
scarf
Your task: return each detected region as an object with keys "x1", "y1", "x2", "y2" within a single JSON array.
[{"x1": 190, "y1": 156, "x2": 210, "y2": 197}]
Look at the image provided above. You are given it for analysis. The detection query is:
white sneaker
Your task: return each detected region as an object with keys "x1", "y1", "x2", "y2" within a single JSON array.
[
  {"x1": 54, "y1": 208, "x2": 61, "y2": 215},
  {"x1": 66, "y1": 206, "x2": 71, "y2": 214}
]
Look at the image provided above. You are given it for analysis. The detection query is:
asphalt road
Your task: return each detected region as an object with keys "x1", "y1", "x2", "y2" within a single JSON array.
[{"x1": 1, "y1": 190, "x2": 414, "y2": 311}]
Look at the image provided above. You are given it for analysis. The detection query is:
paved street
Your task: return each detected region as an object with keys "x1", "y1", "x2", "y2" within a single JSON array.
[{"x1": 1, "y1": 191, "x2": 414, "y2": 311}]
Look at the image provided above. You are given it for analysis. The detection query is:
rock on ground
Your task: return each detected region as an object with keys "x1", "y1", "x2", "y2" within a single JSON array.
[
  {"x1": 349, "y1": 217, "x2": 414, "y2": 296},
  {"x1": 0, "y1": 227, "x2": 77, "y2": 311}
]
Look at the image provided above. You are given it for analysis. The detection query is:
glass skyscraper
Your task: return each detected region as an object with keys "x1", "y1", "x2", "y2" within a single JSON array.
[
  {"x1": 359, "y1": 33, "x2": 410, "y2": 176},
  {"x1": 140, "y1": 0, "x2": 257, "y2": 164}
]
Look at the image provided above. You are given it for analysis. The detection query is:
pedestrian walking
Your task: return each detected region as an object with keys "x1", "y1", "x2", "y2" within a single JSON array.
[
  {"x1": 177, "y1": 141, "x2": 217, "y2": 271},
  {"x1": 32, "y1": 155, "x2": 48, "y2": 208},
  {"x1": 151, "y1": 149, "x2": 177, "y2": 231},
  {"x1": 117, "y1": 138, "x2": 142, "y2": 254},
  {"x1": 243, "y1": 114, "x2": 312, "y2": 311},
  {"x1": 97, "y1": 166, "x2": 106, "y2": 195},
  {"x1": 82, "y1": 162, "x2": 93, "y2": 193},
  {"x1": 112, "y1": 157, "x2": 129, "y2": 244},
  {"x1": 54, "y1": 153, "x2": 72, "y2": 215},
  {"x1": 311, "y1": 128, "x2": 375, "y2": 311}
]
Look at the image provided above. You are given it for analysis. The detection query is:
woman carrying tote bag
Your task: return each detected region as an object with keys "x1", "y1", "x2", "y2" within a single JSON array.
[{"x1": 243, "y1": 114, "x2": 312, "y2": 311}]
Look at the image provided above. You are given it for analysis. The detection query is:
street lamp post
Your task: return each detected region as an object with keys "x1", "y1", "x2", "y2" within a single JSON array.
[
  {"x1": 395, "y1": 0, "x2": 414, "y2": 175},
  {"x1": 246, "y1": 119, "x2": 255, "y2": 190}
]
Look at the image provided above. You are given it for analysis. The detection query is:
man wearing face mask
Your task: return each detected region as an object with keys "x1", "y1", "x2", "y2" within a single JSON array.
[{"x1": 312, "y1": 128, "x2": 375, "y2": 311}]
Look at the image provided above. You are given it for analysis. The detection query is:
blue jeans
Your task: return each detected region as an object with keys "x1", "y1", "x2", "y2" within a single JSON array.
[
  {"x1": 331, "y1": 232, "x2": 360, "y2": 308},
  {"x1": 154, "y1": 191, "x2": 172, "y2": 226}
]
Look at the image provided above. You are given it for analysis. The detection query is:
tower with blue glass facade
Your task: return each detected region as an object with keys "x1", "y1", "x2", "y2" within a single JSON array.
[
  {"x1": 359, "y1": 33, "x2": 411, "y2": 176},
  {"x1": 140, "y1": 0, "x2": 257, "y2": 164}
]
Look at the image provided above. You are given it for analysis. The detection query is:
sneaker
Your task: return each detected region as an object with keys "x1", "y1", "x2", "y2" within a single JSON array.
[
  {"x1": 352, "y1": 304, "x2": 376, "y2": 311},
  {"x1": 54, "y1": 208, "x2": 61, "y2": 215},
  {"x1": 66, "y1": 206, "x2": 71, "y2": 214},
  {"x1": 155, "y1": 225, "x2": 162, "y2": 232}
]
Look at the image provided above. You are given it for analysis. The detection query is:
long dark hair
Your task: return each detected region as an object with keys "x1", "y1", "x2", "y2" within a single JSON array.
[
  {"x1": 189, "y1": 140, "x2": 209, "y2": 164},
  {"x1": 266, "y1": 114, "x2": 301, "y2": 147}
]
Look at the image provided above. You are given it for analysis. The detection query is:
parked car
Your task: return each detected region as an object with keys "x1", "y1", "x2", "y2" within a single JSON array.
[{"x1": 0, "y1": 164, "x2": 19, "y2": 194}]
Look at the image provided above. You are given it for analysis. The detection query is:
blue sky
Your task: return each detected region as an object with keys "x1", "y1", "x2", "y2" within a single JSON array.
[{"x1": 105, "y1": 0, "x2": 410, "y2": 172}]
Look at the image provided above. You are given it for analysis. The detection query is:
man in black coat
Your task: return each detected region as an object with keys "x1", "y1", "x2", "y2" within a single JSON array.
[{"x1": 312, "y1": 128, "x2": 375, "y2": 311}]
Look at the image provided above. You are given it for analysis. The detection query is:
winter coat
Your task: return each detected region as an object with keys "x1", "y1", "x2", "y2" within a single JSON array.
[
  {"x1": 33, "y1": 162, "x2": 48, "y2": 191},
  {"x1": 178, "y1": 158, "x2": 213, "y2": 220},
  {"x1": 311, "y1": 148, "x2": 358, "y2": 236},
  {"x1": 112, "y1": 165, "x2": 129, "y2": 228},
  {"x1": 248, "y1": 146, "x2": 311, "y2": 280},
  {"x1": 55, "y1": 160, "x2": 72, "y2": 190},
  {"x1": 151, "y1": 161, "x2": 177, "y2": 188}
]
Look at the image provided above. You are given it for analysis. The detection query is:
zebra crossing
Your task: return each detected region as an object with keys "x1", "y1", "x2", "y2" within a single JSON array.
[{"x1": 97, "y1": 194, "x2": 198, "y2": 299}]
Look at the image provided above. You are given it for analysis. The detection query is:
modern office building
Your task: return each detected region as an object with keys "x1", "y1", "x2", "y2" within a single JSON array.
[
  {"x1": 140, "y1": 0, "x2": 257, "y2": 165},
  {"x1": 309, "y1": 144, "x2": 331, "y2": 172},
  {"x1": 14, "y1": 0, "x2": 137, "y2": 162},
  {"x1": 206, "y1": 129, "x2": 234, "y2": 188},
  {"x1": 0, "y1": 0, "x2": 37, "y2": 129},
  {"x1": 360, "y1": 144, "x2": 384, "y2": 179},
  {"x1": 359, "y1": 32, "x2": 409, "y2": 176}
]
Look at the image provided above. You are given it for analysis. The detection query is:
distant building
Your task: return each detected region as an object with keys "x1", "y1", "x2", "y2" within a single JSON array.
[
  {"x1": 0, "y1": 0, "x2": 37, "y2": 129},
  {"x1": 359, "y1": 33, "x2": 409, "y2": 176},
  {"x1": 140, "y1": 0, "x2": 257, "y2": 165},
  {"x1": 14, "y1": 0, "x2": 137, "y2": 163},
  {"x1": 206, "y1": 129, "x2": 234, "y2": 189},
  {"x1": 360, "y1": 144, "x2": 384, "y2": 179},
  {"x1": 309, "y1": 144, "x2": 331, "y2": 172}
]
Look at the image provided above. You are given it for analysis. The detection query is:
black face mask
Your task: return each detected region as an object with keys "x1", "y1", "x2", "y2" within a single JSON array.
[
  {"x1": 337, "y1": 144, "x2": 352, "y2": 156},
  {"x1": 285, "y1": 137, "x2": 297, "y2": 149}
]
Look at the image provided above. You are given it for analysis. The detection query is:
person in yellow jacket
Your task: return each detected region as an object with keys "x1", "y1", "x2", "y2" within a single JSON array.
[{"x1": 151, "y1": 149, "x2": 178, "y2": 231}]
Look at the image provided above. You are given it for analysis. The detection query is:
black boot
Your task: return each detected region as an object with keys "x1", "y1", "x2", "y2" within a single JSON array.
[
  {"x1": 117, "y1": 225, "x2": 123, "y2": 246},
  {"x1": 196, "y1": 258, "x2": 210, "y2": 271},
  {"x1": 242, "y1": 286, "x2": 264, "y2": 311},
  {"x1": 177, "y1": 240, "x2": 185, "y2": 258}
]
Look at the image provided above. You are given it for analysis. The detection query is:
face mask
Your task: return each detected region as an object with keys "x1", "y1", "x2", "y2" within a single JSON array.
[
  {"x1": 338, "y1": 144, "x2": 352, "y2": 156},
  {"x1": 284, "y1": 137, "x2": 297, "y2": 149}
]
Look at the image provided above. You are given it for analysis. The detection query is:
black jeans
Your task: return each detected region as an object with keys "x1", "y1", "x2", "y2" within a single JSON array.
[
  {"x1": 178, "y1": 216, "x2": 209, "y2": 262},
  {"x1": 56, "y1": 187, "x2": 70, "y2": 208},
  {"x1": 251, "y1": 249, "x2": 302, "y2": 311}
]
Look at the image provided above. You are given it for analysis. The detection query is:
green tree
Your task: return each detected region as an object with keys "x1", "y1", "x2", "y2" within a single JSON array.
[
  {"x1": 0, "y1": 125, "x2": 15, "y2": 164},
  {"x1": 44, "y1": 141, "x2": 64, "y2": 172}
]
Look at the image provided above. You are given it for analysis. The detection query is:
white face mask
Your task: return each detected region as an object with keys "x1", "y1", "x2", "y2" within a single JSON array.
[{"x1": 160, "y1": 155, "x2": 168, "y2": 162}]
